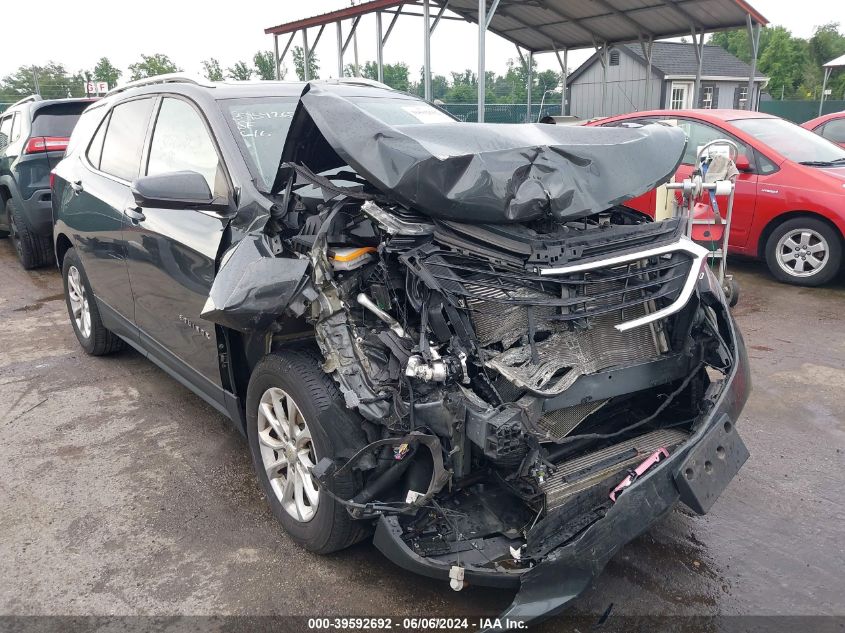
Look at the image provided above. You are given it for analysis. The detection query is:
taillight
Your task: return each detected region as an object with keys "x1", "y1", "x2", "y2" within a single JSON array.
[
  {"x1": 24, "y1": 136, "x2": 70, "y2": 154},
  {"x1": 49, "y1": 172, "x2": 56, "y2": 189}
]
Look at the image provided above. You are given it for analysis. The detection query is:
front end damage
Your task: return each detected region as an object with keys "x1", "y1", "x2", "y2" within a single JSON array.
[{"x1": 205, "y1": 84, "x2": 751, "y2": 626}]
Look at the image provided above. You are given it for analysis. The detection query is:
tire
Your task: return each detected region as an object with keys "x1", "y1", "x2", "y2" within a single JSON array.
[
  {"x1": 724, "y1": 278, "x2": 740, "y2": 308},
  {"x1": 765, "y1": 218, "x2": 842, "y2": 287},
  {"x1": 246, "y1": 349, "x2": 369, "y2": 554},
  {"x1": 8, "y1": 198, "x2": 53, "y2": 269},
  {"x1": 61, "y1": 247, "x2": 125, "y2": 356}
]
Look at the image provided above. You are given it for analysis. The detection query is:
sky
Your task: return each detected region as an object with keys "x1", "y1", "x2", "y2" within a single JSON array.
[{"x1": 0, "y1": 0, "x2": 840, "y2": 83}]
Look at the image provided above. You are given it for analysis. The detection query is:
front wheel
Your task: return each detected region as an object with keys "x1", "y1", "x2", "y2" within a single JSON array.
[
  {"x1": 246, "y1": 349, "x2": 368, "y2": 554},
  {"x1": 765, "y1": 218, "x2": 842, "y2": 286}
]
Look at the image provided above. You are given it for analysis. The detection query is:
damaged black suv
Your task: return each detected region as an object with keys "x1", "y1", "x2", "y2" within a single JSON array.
[{"x1": 53, "y1": 76, "x2": 750, "y2": 626}]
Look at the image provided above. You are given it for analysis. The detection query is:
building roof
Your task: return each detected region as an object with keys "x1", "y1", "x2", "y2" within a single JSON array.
[
  {"x1": 625, "y1": 41, "x2": 766, "y2": 78},
  {"x1": 266, "y1": 0, "x2": 768, "y2": 54},
  {"x1": 568, "y1": 41, "x2": 766, "y2": 84}
]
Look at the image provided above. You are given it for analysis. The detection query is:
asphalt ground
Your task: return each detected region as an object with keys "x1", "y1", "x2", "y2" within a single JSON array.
[{"x1": 1, "y1": 238, "x2": 843, "y2": 632}]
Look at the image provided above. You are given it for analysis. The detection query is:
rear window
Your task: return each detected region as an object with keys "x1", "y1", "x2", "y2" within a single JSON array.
[{"x1": 31, "y1": 102, "x2": 92, "y2": 137}]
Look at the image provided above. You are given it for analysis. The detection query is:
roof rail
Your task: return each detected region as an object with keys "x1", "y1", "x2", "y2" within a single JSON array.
[
  {"x1": 332, "y1": 77, "x2": 393, "y2": 90},
  {"x1": 105, "y1": 74, "x2": 213, "y2": 97},
  {"x1": 7, "y1": 94, "x2": 42, "y2": 109}
]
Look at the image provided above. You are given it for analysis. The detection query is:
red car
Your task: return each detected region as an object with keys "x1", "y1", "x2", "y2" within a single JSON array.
[
  {"x1": 802, "y1": 111, "x2": 845, "y2": 149},
  {"x1": 588, "y1": 110, "x2": 845, "y2": 286}
]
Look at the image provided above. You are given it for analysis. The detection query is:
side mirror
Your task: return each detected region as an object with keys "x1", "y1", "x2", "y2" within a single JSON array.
[
  {"x1": 131, "y1": 171, "x2": 227, "y2": 210},
  {"x1": 735, "y1": 154, "x2": 752, "y2": 172}
]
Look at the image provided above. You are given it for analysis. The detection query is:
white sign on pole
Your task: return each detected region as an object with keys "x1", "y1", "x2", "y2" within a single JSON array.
[{"x1": 85, "y1": 81, "x2": 110, "y2": 95}]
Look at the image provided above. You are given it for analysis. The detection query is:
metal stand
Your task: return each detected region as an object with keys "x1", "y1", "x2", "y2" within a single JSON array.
[{"x1": 666, "y1": 139, "x2": 740, "y2": 306}]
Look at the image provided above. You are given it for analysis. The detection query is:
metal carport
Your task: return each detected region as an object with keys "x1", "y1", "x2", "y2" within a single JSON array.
[{"x1": 265, "y1": 0, "x2": 768, "y2": 122}]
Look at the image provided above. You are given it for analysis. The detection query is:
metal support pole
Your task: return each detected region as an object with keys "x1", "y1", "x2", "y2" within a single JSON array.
[
  {"x1": 302, "y1": 29, "x2": 310, "y2": 81},
  {"x1": 640, "y1": 37, "x2": 653, "y2": 110},
  {"x1": 376, "y1": 11, "x2": 384, "y2": 83},
  {"x1": 274, "y1": 34, "x2": 280, "y2": 80},
  {"x1": 423, "y1": 0, "x2": 432, "y2": 101},
  {"x1": 692, "y1": 29, "x2": 705, "y2": 107},
  {"x1": 526, "y1": 51, "x2": 533, "y2": 122},
  {"x1": 555, "y1": 48, "x2": 568, "y2": 115},
  {"x1": 819, "y1": 66, "x2": 832, "y2": 116},
  {"x1": 336, "y1": 22, "x2": 344, "y2": 77},
  {"x1": 478, "y1": 0, "x2": 486, "y2": 121},
  {"x1": 746, "y1": 15, "x2": 761, "y2": 110},
  {"x1": 597, "y1": 42, "x2": 608, "y2": 116}
]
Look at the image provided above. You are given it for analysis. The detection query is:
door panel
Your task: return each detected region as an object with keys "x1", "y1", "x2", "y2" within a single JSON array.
[
  {"x1": 60, "y1": 157, "x2": 136, "y2": 339},
  {"x1": 124, "y1": 207, "x2": 228, "y2": 391},
  {"x1": 124, "y1": 96, "x2": 231, "y2": 399}
]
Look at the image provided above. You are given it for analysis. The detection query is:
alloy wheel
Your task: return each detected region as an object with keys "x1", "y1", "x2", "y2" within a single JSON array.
[
  {"x1": 257, "y1": 387, "x2": 320, "y2": 522},
  {"x1": 67, "y1": 265, "x2": 92, "y2": 339},
  {"x1": 775, "y1": 228, "x2": 829, "y2": 278}
]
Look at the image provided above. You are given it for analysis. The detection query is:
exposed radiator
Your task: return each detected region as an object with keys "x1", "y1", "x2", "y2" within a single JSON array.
[{"x1": 541, "y1": 428, "x2": 689, "y2": 512}]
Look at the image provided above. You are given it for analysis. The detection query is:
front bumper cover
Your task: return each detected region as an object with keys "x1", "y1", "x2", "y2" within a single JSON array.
[{"x1": 373, "y1": 313, "x2": 751, "y2": 629}]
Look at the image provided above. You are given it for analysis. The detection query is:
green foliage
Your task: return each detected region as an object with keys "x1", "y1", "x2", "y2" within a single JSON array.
[
  {"x1": 128, "y1": 54, "x2": 181, "y2": 81},
  {"x1": 253, "y1": 50, "x2": 279, "y2": 80},
  {"x1": 227, "y1": 61, "x2": 253, "y2": 81},
  {"x1": 355, "y1": 61, "x2": 411, "y2": 91},
  {"x1": 0, "y1": 62, "x2": 85, "y2": 100},
  {"x1": 292, "y1": 46, "x2": 319, "y2": 80},
  {"x1": 201, "y1": 58, "x2": 224, "y2": 82},
  {"x1": 93, "y1": 57, "x2": 122, "y2": 88},
  {"x1": 710, "y1": 23, "x2": 845, "y2": 100}
]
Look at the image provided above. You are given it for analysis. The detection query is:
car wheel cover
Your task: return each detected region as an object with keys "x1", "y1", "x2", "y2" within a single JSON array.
[
  {"x1": 257, "y1": 387, "x2": 320, "y2": 522},
  {"x1": 67, "y1": 265, "x2": 92, "y2": 339},
  {"x1": 775, "y1": 228, "x2": 829, "y2": 277}
]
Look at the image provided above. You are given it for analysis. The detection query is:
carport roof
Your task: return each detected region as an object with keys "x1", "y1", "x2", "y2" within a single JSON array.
[{"x1": 265, "y1": 0, "x2": 769, "y2": 53}]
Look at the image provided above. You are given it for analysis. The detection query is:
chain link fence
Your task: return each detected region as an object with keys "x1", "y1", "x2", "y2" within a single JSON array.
[{"x1": 440, "y1": 103, "x2": 562, "y2": 123}]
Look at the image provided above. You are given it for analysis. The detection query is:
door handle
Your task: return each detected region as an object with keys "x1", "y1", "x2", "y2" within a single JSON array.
[
  {"x1": 70, "y1": 180, "x2": 83, "y2": 194},
  {"x1": 124, "y1": 206, "x2": 146, "y2": 223}
]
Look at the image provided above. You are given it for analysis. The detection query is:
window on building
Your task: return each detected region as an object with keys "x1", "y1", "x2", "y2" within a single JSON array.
[
  {"x1": 609, "y1": 50, "x2": 620, "y2": 66},
  {"x1": 670, "y1": 83, "x2": 691, "y2": 110},
  {"x1": 736, "y1": 86, "x2": 749, "y2": 110},
  {"x1": 701, "y1": 86, "x2": 714, "y2": 109}
]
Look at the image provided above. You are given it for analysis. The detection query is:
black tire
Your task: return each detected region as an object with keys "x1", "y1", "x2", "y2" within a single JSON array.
[
  {"x1": 246, "y1": 349, "x2": 369, "y2": 554},
  {"x1": 8, "y1": 198, "x2": 53, "y2": 269},
  {"x1": 724, "y1": 278, "x2": 740, "y2": 308},
  {"x1": 61, "y1": 247, "x2": 125, "y2": 356},
  {"x1": 764, "y1": 218, "x2": 842, "y2": 287}
]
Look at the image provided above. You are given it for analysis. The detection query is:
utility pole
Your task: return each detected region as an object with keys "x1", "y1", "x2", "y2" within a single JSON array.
[{"x1": 32, "y1": 69, "x2": 41, "y2": 96}]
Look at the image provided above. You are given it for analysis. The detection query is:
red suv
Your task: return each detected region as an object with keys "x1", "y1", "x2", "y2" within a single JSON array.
[{"x1": 589, "y1": 110, "x2": 845, "y2": 286}]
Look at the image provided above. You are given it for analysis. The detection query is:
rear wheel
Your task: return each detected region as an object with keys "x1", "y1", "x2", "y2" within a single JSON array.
[
  {"x1": 61, "y1": 247, "x2": 124, "y2": 356},
  {"x1": 765, "y1": 218, "x2": 842, "y2": 286},
  {"x1": 246, "y1": 349, "x2": 368, "y2": 554},
  {"x1": 8, "y1": 198, "x2": 53, "y2": 269}
]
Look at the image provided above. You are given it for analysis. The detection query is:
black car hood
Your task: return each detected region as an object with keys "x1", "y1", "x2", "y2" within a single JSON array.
[{"x1": 277, "y1": 83, "x2": 687, "y2": 224}]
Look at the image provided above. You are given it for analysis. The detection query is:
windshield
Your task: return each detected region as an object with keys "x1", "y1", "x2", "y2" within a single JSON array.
[
  {"x1": 731, "y1": 117, "x2": 845, "y2": 166},
  {"x1": 221, "y1": 95, "x2": 456, "y2": 191}
]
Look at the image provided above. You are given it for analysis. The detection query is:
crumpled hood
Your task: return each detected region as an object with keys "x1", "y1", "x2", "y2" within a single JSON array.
[{"x1": 280, "y1": 83, "x2": 687, "y2": 223}]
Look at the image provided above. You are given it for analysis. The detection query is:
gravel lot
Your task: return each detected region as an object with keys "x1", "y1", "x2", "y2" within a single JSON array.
[{"x1": 1, "y1": 237, "x2": 843, "y2": 630}]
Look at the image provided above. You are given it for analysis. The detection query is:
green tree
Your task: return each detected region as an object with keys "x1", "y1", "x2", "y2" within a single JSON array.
[
  {"x1": 93, "y1": 57, "x2": 122, "y2": 89},
  {"x1": 808, "y1": 22, "x2": 845, "y2": 99},
  {"x1": 0, "y1": 63, "x2": 84, "y2": 100},
  {"x1": 355, "y1": 61, "x2": 411, "y2": 91},
  {"x1": 201, "y1": 58, "x2": 224, "y2": 81},
  {"x1": 758, "y1": 28, "x2": 809, "y2": 99},
  {"x1": 227, "y1": 61, "x2": 253, "y2": 81},
  {"x1": 254, "y1": 50, "x2": 280, "y2": 80},
  {"x1": 128, "y1": 54, "x2": 181, "y2": 81},
  {"x1": 292, "y1": 46, "x2": 319, "y2": 80}
]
